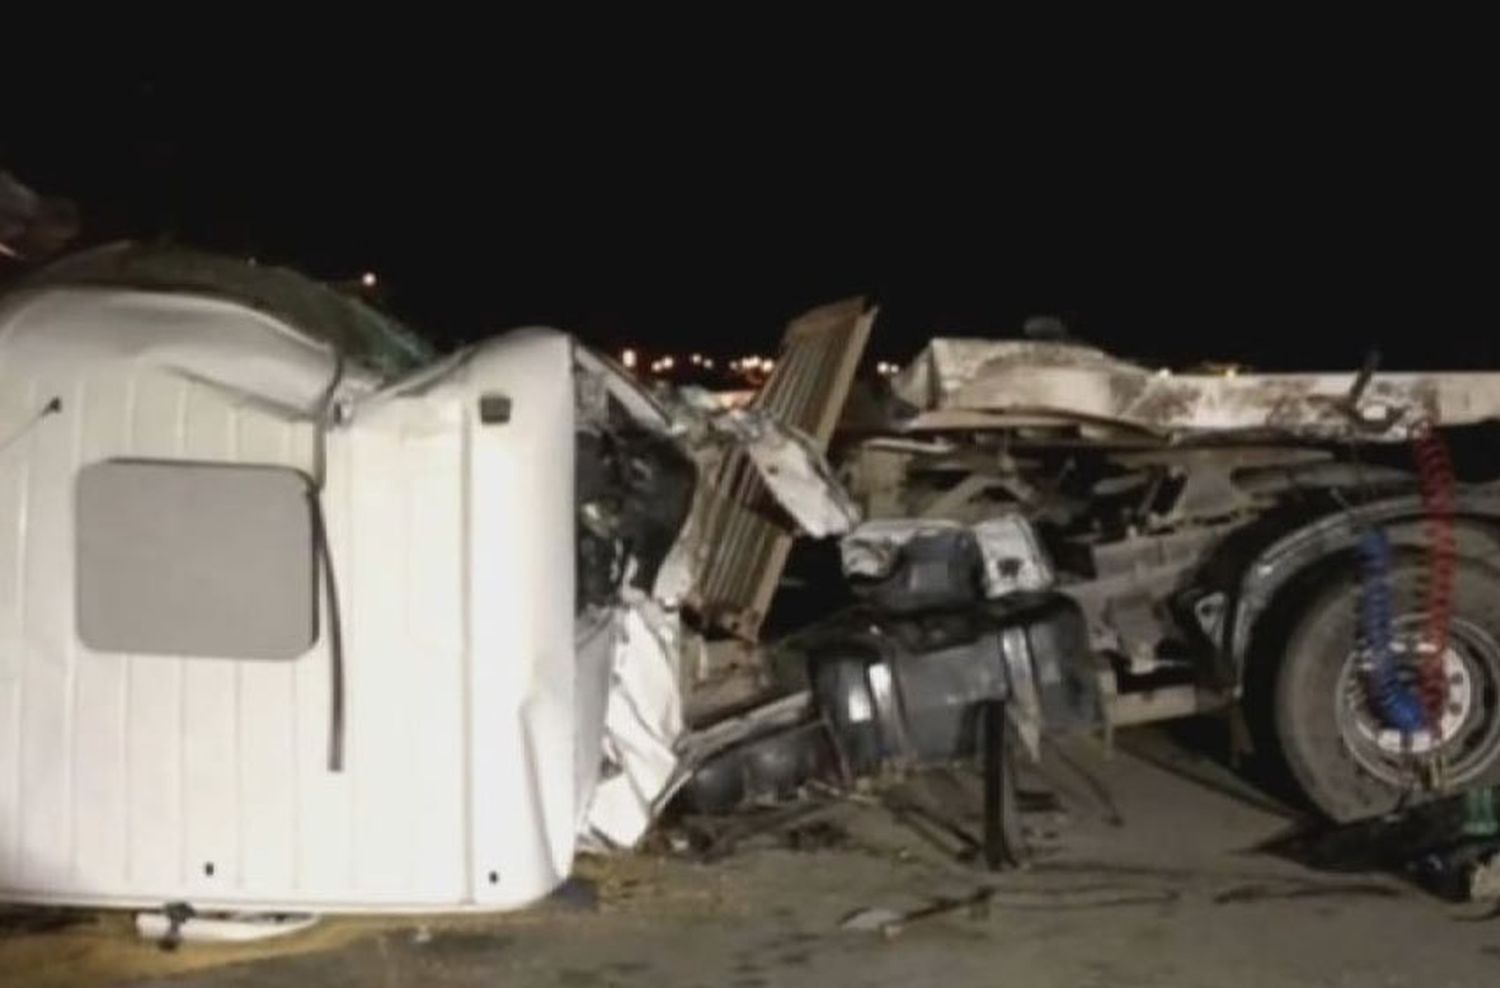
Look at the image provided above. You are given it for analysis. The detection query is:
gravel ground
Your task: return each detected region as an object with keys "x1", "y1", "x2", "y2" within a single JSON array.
[{"x1": 5, "y1": 724, "x2": 1500, "y2": 987}]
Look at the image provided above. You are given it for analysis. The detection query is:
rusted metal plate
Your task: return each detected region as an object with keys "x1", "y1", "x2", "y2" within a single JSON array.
[{"x1": 688, "y1": 298, "x2": 874, "y2": 640}]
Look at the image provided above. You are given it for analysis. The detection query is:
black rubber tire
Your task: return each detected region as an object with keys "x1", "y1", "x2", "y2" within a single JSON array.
[{"x1": 1274, "y1": 557, "x2": 1500, "y2": 822}]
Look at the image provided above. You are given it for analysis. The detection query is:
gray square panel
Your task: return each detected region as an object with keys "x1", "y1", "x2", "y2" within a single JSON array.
[{"x1": 76, "y1": 460, "x2": 317, "y2": 659}]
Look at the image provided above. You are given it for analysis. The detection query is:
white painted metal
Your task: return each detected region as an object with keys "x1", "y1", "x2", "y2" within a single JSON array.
[
  {"x1": 0, "y1": 285, "x2": 601, "y2": 912},
  {"x1": 578, "y1": 592, "x2": 684, "y2": 849},
  {"x1": 896, "y1": 338, "x2": 1500, "y2": 439}
]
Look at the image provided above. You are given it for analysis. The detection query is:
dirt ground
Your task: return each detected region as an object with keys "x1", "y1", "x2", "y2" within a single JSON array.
[{"x1": 4, "y1": 724, "x2": 1500, "y2": 987}]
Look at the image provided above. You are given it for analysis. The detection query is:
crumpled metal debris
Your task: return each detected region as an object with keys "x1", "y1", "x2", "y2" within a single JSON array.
[
  {"x1": 650, "y1": 390, "x2": 863, "y2": 621},
  {"x1": 581, "y1": 590, "x2": 687, "y2": 850},
  {"x1": 840, "y1": 889, "x2": 997, "y2": 938},
  {"x1": 715, "y1": 408, "x2": 861, "y2": 538},
  {"x1": 840, "y1": 514, "x2": 1053, "y2": 598},
  {"x1": 670, "y1": 389, "x2": 861, "y2": 538},
  {"x1": 1469, "y1": 854, "x2": 1500, "y2": 901}
]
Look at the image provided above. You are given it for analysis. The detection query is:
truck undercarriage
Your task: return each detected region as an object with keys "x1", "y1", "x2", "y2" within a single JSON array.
[{"x1": 683, "y1": 330, "x2": 1500, "y2": 827}]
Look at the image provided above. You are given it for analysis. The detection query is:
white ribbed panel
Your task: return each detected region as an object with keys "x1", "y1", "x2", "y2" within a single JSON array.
[{"x1": 0, "y1": 288, "x2": 585, "y2": 911}]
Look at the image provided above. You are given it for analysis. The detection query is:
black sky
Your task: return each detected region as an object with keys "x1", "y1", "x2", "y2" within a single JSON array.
[{"x1": 5, "y1": 45, "x2": 1494, "y2": 371}]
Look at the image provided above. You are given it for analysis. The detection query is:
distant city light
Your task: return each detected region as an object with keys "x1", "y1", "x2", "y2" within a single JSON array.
[
  {"x1": 360, "y1": 271, "x2": 378, "y2": 288},
  {"x1": 704, "y1": 358, "x2": 715, "y2": 370},
  {"x1": 621, "y1": 348, "x2": 638, "y2": 370},
  {"x1": 662, "y1": 356, "x2": 675, "y2": 370},
  {"x1": 690, "y1": 353, "x2": 704, "y2": 366}
]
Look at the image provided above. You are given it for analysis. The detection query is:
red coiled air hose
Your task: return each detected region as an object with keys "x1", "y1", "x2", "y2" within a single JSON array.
[{"x1": 1412, "y1": 420, "x2": 1456, "y2": 725}]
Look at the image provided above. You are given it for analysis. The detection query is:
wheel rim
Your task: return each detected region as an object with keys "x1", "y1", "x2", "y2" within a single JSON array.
[{"x1": 1335, "y1": 615, "x2": 1500, "y2": 787}]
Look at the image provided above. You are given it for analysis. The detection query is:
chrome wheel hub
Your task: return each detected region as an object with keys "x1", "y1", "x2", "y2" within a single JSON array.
[{"x1": 1335, "y1": 618, "x2": 1500, "y2": 787}]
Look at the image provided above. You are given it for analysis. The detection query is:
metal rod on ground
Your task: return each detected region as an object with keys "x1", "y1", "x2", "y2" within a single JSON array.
[{"x1": 982, "y1": 698, "x2": 1025, "y2": 870}]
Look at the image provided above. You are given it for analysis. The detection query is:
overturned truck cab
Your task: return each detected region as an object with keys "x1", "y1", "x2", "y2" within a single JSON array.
[{"x1": 0, "y1": 246, "x2": 702, "y2": 913}]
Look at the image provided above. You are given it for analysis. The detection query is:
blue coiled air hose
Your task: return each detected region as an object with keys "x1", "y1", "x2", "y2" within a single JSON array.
[{"x1": 1357, "y1": 528, "x2": 1426, "y2": 733}]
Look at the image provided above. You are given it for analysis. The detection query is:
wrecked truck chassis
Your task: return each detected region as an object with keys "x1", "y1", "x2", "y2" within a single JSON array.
[
  {"x1": 848, "y1": 442, "x2": 1500, "y2": 683},
  {"x1": 679, "y1": 593, "x2": 1097, "y2": 816},
  {"x1": 657, "y1": 331, "x2": 1500, "y2": 829},
  {"x1": 832, "y1": 352, "x2": 1500, "y2": 822},
  {"x1": 7, "y1": 240, "x2": 1500, "y2": 929}
]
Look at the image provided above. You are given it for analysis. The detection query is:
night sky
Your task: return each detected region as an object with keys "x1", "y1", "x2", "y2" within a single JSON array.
[{"x1": 5, "y1": 54, "x2": 1493, "y2": 371}]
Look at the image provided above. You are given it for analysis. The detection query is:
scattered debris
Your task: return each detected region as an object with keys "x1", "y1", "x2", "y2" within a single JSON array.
[
  {"x1": 780, "y1": 819, "x2": 851, "y2": 853},
  {"x1": 840, "y1": 889, "x2": 994, "y2": 939},
  {"x1": 1471, "y1": 856, "x2": 1500, "y2": 902},
  {"x1": 838, "y1": 906, "x2": 907, "y2": 937},
  {"x1": 1212, "y1": 881, "x2": 1401, "y2": 905},
  {"x1": 838, "y1": 878, "x2": 1197, "y2": 938},
  {"x1": 1263, "y1": 787, "x2": 1500, "y2": 903},
  {"x1": 671, "y1": 801, "x2": 848, "y2": 863}
]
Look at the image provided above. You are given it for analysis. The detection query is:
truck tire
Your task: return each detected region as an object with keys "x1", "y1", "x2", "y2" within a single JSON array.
[{"x1": 1274, "y1": 557, "x2": 1500, "y2": 822}]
